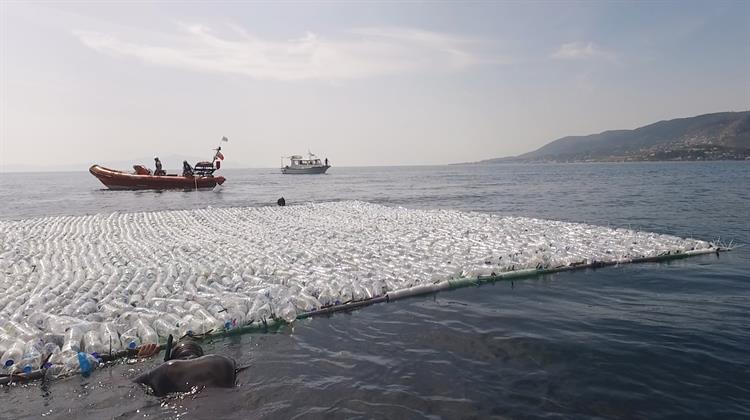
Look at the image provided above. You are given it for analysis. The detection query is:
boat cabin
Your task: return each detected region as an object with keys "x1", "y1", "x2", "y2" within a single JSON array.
[
  {"x1": 288, "y1": 155, "x2": 323, "y2": 167},
  {"x1": 194, "y1": 161, "x2": 217, "y2": 176}
]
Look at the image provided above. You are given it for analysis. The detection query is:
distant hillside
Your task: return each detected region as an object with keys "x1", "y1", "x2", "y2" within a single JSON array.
[{"x1": 479, "y1": 111, "x2": 750, "y2": 163}]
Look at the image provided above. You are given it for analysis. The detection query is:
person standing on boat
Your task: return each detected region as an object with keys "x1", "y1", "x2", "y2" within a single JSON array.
[
  {"x1": 154, "y1": 157, "x2": 165, "y2": 176},
  {"x1": 325, "y1": 157, "x2": 329, "y2": 166},
  {"x1": 182, "y1": 160, "x2": 193, "y2": 176}
]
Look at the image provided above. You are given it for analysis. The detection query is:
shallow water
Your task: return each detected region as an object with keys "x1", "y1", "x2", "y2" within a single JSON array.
[{"x1": 1, "y1": 162, "x2": 749, "y2": 419}]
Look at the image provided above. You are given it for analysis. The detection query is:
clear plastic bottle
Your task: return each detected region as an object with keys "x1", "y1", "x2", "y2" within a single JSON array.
[
  {"x1": 248, "y1": 302, "x2": 272, "y2": 324},
  {"x1": 151, "y1": 319, "x2": 171, "y2": 340},
  {"x1": 100, "y1": 322, "x2": 122, "y2": 352},
  {"x1": 120, "y1": 328, "x2": 140, "y2": 350},
  {"x1": 275, "y1": 300, "x2": 298, "y2": 323},
  {"x1": 195, "y1": 308, "x2": 221, "y2": 331},
  {"x1": 223, "y1": 307, "x2": 247, "y2": 330},
  {"x1": 0, "y1": 330, "x2": 15, "y2": 351},
  {"x1": 3, "y1": 320, "x2": 36, "y2": 341},
  {"x1": 0, "y1": 339, "x2": 24, "y2": 369},
  {"x1": 83, "y1": 330, "x2": 107, "y2": 355},
  {"x1": 135, "y1": 319, "x2": 158, "y2": 345},
  {"x1": 178, "y1": 314, "x2": 199, "y2": 337},
  {"x1": 42, "y1": 342, "x2": 60, "y2": 367},
  {"x1": 62, "y1": 325, "x2": 84, "y2": 353},
  {"x1": 292, "y1": 292, "x2": 321, "y2": 312},
  {"x1": 20, "y1": 338, "x2": 45, "y2": 373},
  {"x1": 28, "y1": 312, "x2": 50, "y2": 330},
  {"x1": 44, "y1": 363, "x2": 71, "y2": 380}
]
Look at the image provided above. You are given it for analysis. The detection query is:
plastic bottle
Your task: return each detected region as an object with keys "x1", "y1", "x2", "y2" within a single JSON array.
[
  {"x1": 44, "y1": 363, "x2": 70, "y2": 380},
  {"x1": 0, "y1": 330, "x2": 15, "y2": 351},
  {"x1": 119, "y1": 328, "x2": 140, "y2": 350},
  {"x1": 195, "y1": 308, "x2": 221, "y2": 331},
  {"x1": 0, "y1": 340, "x2": 24, "y2": 369},
  {"x1": 100, "y1": 322, "x2": 122, "y2": 352},
  {"x1": 62, "y1": 325, "x2": 84, "y2": 353},
  {"x1": 292, "y1": 293, "x2": 320, "y2": 312},
  {"x1": 42, "y1": 342, "x2": 60, "y2": 366},
  {"x1": 149, "y1": 318, "x2": 169, "y2": 339},
  {"x1": 3, "y1": 320, "x2": 36, "y2": 341},
  {"x1": 178, "y1": 315, "x2": 198, "y2": 337},
  {"x1": 135, "y1": 319, "x2": 158, "y2": 345},
  {"x1": 275, "y1": 300, "x2": 298, "y2": 323},
  {"x1": 47, "y1": 347, "x2": 68, "y2": 366},
  {"x1": 315, "y1": 286, "x2": 337, "y2": 307},
  {"x1": 83, "y1": 330, "x2": 107, "y2": 355},
  {"x1": 20, "y1": 338, "x2": 45, "y2": 373},
  {"x1": 223, "y1": 307, "x2": 246, "y2": 330}
]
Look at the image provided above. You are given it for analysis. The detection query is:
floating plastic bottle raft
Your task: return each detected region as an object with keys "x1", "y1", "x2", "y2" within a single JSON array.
[{"x1": 0, "y1": 201, "x2": 712, "y2": 376}]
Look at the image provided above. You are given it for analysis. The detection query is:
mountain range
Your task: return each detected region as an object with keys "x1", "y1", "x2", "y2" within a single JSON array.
[{"x1": 477, "y1": 111, "x2": 750, "y2": 163}]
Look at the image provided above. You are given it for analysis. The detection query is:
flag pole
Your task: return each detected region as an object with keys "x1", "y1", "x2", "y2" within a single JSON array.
[{"x1": 213, "y1": 136, "x2": 228, "y2": 163}]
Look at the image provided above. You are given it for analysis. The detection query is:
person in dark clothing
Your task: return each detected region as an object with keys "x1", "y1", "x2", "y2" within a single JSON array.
[
  {"x1": 325, "y1": 158, "x2": 329, "y2": 166},
  {"x1": 154, "y1": 157, "x2": 165, "y2": 176},
  {"x1": 182, "y1": 160, "x2": 193, "y2": 176},
  {"x1": 133, "y1": 335, "x2": 243, "y2": 396}
]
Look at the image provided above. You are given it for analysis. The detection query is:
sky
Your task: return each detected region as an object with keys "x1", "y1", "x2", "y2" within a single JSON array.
[{"x1": 0, "y1": 1, "x2": 748, "y2": 170}]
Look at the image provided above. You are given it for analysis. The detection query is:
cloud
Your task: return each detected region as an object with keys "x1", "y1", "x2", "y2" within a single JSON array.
[
  {"x1": 550, "y1": 41, "x2": 615, "y2": 61},
  {"x1": 73, "y1": 24, "x2": 496, "y2": 81}
]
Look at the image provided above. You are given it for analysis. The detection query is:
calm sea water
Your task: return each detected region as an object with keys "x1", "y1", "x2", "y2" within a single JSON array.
[{"x1": 1, "y1": 162, "x2": 749, "y2": 419}]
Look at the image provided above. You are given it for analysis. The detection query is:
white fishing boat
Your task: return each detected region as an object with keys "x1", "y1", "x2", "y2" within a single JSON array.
[{"x1": 281, "y1": 152, "x2": 331, "y2": 174}]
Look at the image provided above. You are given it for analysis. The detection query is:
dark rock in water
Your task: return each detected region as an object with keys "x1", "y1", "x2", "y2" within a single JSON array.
[{"x1": 277, "y1": 197, "x2": 286, "y2": 206}]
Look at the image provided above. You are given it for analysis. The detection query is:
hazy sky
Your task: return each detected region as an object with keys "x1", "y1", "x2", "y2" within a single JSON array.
[{"x1": 1, "y1": 1, "x2": 748, "y2": 170}]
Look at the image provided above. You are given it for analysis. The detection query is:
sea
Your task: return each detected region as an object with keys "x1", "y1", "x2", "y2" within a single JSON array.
[{"x1": 0, "y1": 161, "x2": 748, "y2": 419}]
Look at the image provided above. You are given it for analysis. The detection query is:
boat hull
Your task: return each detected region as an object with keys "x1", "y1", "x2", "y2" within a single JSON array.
[
  {"x1": 89, "y1": 165, "x2": 225, "y2": 190},
  {"x1": 281, "y1": 165, "x2": 330, "y2": 174}
]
